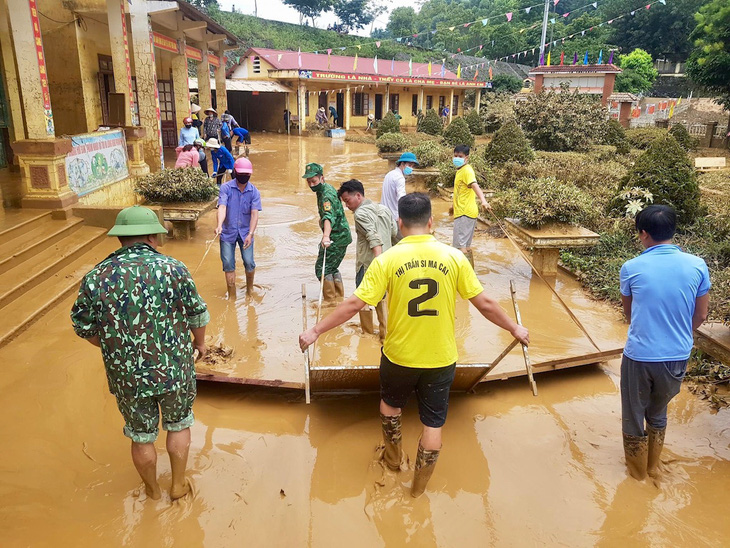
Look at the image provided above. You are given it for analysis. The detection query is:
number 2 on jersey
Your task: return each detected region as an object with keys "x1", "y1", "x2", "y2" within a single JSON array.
[{"x1": 407, "y1": 278, "x2": 439, "y2": 317}]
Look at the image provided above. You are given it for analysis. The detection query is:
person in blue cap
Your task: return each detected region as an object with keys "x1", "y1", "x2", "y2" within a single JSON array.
[{"x1": 381, "y1": 152, "x2": 418, "y2": 240}]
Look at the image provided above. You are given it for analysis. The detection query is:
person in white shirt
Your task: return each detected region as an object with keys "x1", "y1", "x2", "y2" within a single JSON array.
[{"x1": 381, "y1": 152, "x2": 418, "y2": 240}]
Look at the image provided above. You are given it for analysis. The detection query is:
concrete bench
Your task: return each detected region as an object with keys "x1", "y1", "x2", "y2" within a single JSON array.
[
  {"x1": 160, "y1": 199, "x2": 218, "y2": 240},
  {"x1": 695, "y1": 157, "x2": 726, "y2": 171}
]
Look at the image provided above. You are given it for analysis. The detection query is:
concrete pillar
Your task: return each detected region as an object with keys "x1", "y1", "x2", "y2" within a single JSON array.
[
  {"x1": 418, "y1": 88, "x2": 424, "y2": 113},
  {"x1": 197, "y1": 45, "x2": 212, "y2": 112},
  {"x1": 0, "y1": 8, "x2": 24, "y2": 143},
  {"x1": 107, "y1": 0, "x2": 135, "y2": 127},
  {"x1": 7, "y1": 0, "x2": 55, "y2": 138},
  {"x1": 345, "y1": 86, "x2": 351, "y2": 130},
  {"x1": 123, "y1": 126, "x2": 149, "y2": 176},
  {"x1": 475, "y1": 88, "x2": 482, "y2": 114},
  {"x1": 298, "y1": 81, "x2": 305, "y2": 136},
  {"x1": 172, "y1": 12, "x2": 190, "y2": 132},
  {"x1": 385, "y1": 84, "x2": 390, "y2": 114},
  {"x1": 448, "y1": 89, "x2": 454, "y2": 123},
  {"x1": 705, "y1": 121, "x2": 718, "y2": 148},
  {"x1": 215, "y1": 44, "x2": 227, "y2": 114},
  {"x1": 129, "y1": 0, "x2": 163, "y2": 170}
]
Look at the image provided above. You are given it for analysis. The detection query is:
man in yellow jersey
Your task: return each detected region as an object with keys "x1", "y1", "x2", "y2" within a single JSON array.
[
  {"x1": 299, "y1": 193, "x2": 529, "y2": 497},
  {"x1": 452, "y1": 144, "x2": 491, "y2": 268}
]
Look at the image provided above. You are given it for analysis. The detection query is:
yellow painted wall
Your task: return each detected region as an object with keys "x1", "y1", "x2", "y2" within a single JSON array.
[{"x1": 75, "y1": 16, "x2": 112, "y2": 132}]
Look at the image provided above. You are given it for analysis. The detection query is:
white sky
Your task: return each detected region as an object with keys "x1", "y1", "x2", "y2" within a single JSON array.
[{"x1": 218, "y1": 0, "x2": 416, "y2": 36}]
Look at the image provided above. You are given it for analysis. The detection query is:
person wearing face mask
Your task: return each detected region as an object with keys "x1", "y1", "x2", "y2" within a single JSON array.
[
  {"x1": 381, "y1": 152, "x2": 418, "y2": 241},
  {"x1": 178, "y1": 117, "x2": 200, "y2": 148},
  {"x1": 202, "y1": 108, "x2": 222, "y2": 141},
  {"x1": 452, "y1": 144, "x2": 490, "y2": 268},
  {"x1": 215, "y1": 157, "x2": 262, "y2": 300},
  {"x1": 302, "y1": 162, "x2": 352, "y2": 301}
]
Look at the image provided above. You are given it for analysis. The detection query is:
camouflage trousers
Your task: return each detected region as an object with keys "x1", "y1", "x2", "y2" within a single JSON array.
[
  {"x1": 114, "y1": 382, "x2": 196, "y2": 443},
  {"x1": 315, "y1": 241, "x2": 348, "y2": 279}
]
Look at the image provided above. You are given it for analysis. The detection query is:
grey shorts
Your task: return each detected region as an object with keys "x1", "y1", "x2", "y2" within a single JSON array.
[
  {"x1": 620, "y1": 355, "x2": 686, "y2": 437},
  {"x1": 453, "y1": 215, "x2": 477, "y2": 248}
]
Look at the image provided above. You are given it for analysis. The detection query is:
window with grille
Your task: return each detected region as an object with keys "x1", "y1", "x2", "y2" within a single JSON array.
[
  {"x1": 352, "y1": 93, "x2": 369, "y2": 116},
  {"x1": 253, "y1": 56, "x2": 261, "y2": 74},
  {"x1": 426, "y1": 96, "x2": 433, "y2": 110},
  {"x1": 452, "y1": 95, "x2": 459, "y2": 115},
  {"x1": 412, "y1": 94, "x2": 418, "y2": 115},
  {"x1": 389, "y1": 93, "x2": 399, "y2": 114},
  {"x1": 439, "y1": 96, "x2": 445, "y2": 110}
]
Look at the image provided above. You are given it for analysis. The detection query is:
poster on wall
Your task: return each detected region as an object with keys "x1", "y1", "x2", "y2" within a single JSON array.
[{"x1": 66, "y1": 130, "x2": 129, "y2": 196}]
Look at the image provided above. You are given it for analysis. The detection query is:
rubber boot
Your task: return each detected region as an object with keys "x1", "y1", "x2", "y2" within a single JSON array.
[
  {"x1": 245, "y1": 270, "x2": 255, "y2": 296},
  {"x1": 333, "y1": 271, "x2": 345, "y2": 299},
  {"x1": 322, "y1": 275, "x2": 336, "y2": 301},
  {"x1": 380, "y1": 413, "x2": 403, "y2": 471},
  {"x1": 623, "y1": 433, "x2": 648, "y2": 480},
  {"x1": 375, "y1": 300, "x2": 387, "y2": 343},
  {"x1": 411, "y1": 443, "x2": 440, "y2": 498},
  {"x1": 225, "y1": 271, "x2": 237, "y2": 300},
  {"x1": 647, "y1": 426, "x2": 666, "y2": 479},
  {"x1": 465, "y1": 249, "x2": 475, "y2": 269},
  {"x1": 359, "y1": 307, "x2": 374, "y2": 334}
]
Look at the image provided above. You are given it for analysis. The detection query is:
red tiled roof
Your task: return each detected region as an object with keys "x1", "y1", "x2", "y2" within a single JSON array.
[
  {"x1": 529, "y1": 64, "x2": 622, "y2": 75},
  {"x1": 245, "y1": 48, "x2": 461, "y2": 80}
]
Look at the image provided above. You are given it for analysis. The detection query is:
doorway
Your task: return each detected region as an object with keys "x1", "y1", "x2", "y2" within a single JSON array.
[
  {"x1": 336, "y1": 92, "x2": 344, "y2": 128},
  {"x1": 318, "y1": 92, "x2": 327, "y2": 109},
  {"x1": 374, "y1": 94, "x2": 383, "y2": 120},
  {"x1": 97, "y1": 55, "x2": 115, "y2": 126},
  {"x1": 158, "y1": 80, "x2": 177, "y2": 148}
]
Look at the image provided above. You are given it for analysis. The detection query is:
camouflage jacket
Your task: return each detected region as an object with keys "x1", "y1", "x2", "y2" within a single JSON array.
[
  {"x1": 315, "y1": 182, "x2": 352, "y2": 247},
  {"x1": 71, "y1": 243, "x2": 210, "y2": 399}
]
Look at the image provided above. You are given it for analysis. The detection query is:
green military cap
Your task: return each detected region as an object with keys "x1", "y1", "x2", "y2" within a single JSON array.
[
  {"x1": 107, "y1": 205, "x2": 168, "y2": 237},
  {"x1": 302, "y1": 162, "x2": 323, "y2": 178}
]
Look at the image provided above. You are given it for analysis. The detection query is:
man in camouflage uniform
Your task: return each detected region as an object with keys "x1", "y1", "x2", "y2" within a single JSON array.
[
  {"x1": 303, "y1": 162, "x2": 352, "y2": 300},
  {"x1": 71, "y1": 206, "x2": 209, "y2": 501}
]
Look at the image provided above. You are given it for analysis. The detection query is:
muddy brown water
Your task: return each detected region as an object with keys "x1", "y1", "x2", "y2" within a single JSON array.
[{"x1": 2, "y1": 135, "x2": 729, "y2": 546}]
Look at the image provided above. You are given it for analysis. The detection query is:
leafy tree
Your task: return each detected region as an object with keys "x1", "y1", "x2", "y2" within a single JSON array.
[
  {"x1": 485, "y1": 120, "x2": 534, "y2": 166},
  {"x1": 686, "y1": 0, "x2": 730, "y2": 112},
  {"x1": 376, "y1": 111, "x2": 401, "y2": 138},
  {"x1": 464, "y1": 109, "x2": 484, "y2": 135},
  {"x1": 669, "y1": 124, "x2": 699, "y2": 151},
  {"x1": 490, "y1": 74, "x2": 523, "y2": 94},
  {"x1": 442, "y1": 117, "x2": 474, "y2": 147},
  {"x1": 333, "y1": 0, "x2": 376, "y2": 31},
  {"x1": 282, "y1": 0, "x2": 334, "y2": 26},
  {"x1": 386, "y1": 7, "x2": 416, "y2": 38},
  {"x1": 417, "y1": 109, "x2": 443, "y2": 136},
  {"x1": 614, "y1": 49, "x2": 658, "y2": 94}
]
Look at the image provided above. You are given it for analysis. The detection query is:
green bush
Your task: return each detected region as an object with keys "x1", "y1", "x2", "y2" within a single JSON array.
[
  {"x1": 491, "y1": 177, "x2": 597, "y2": 228},
  {"x1": 490, "y1": 74, "x2": 524, "y2": 94},
  {"x1": 481, "y1": 95, "x2": 515, "y2": 133},
  {"x1": 464, "y1": 109, "x2": 484, "y2": 135},
  {"x1": 404, "y1": 132, "x2": 441, "y2": 147},
  {"x1": 417, "y1": 109, "x2": 443, "y2": 136},
  {"x1": 616, "y1": 134, "x2": 702, "y2": 224},
  {"x1": 515, "y1": 85, "x2": 608, "y2": 152},
  {"x1": 376, "y1": 111, "x2": 401, "y2": 138},
  {"x1": 485, "y1": 120, "x2": 534, "y2": 165},
  {"x1": 345, "y1": 134, "x2": 376, "y2": 144},
  {"x1": 135, "y1": 168, "x2": 218, "y2": 203},
  {"x1": 431, "y1": 154, "x2": 494, "y2": 191},
  {"x1": 376, "y1": 132, "x2": 409, "y2": 152},
  {"x1": 442, "y1": 117, "x2": 474, "y2": 147},
  {"x1": 412, "y1": 140, "x2": 450, "y2": 168},
  {"x1": 669, "y1": 124, "x2": 699, "y2": 151},
  {"x1": 434, "y1": 159, "x2": 457, "y2": 189},
  {"x1": 603, "y1": 119, "x2": 628, "y2": 146},
  {"x1": 625, "y1": 127, "x2": 668, "y2": 149}
]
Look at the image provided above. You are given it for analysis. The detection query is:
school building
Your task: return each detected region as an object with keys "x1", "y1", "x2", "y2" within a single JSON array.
[
  {"x1": 225, "y1": 48, "x2": 486, "y2": 133},
  {"x1": 0, "y1": 0, "x2": 237, "y2": 209}
]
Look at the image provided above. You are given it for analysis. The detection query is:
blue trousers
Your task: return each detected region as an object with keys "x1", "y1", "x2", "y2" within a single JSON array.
[{"x1": 220, "y1": 237, "x2": 255, "y2": 273}]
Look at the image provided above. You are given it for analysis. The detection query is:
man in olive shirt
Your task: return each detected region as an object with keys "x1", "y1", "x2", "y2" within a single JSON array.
[
  {"x1": 300, "y1": 194, "x2": 528, "y2": 497},
  {"x1": 303, "y1": 162, "x2": 352, "y2": 300},
  {"x1": 338, "y1": 178, "x2": 397, "y2": 340},
  {"x1": 71, "y1": 206, "x2": 209, "y2": 501}
]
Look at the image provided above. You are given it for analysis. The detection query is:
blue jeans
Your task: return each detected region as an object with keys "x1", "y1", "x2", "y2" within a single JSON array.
[
  {"x1": 220, "y1": 237, "x2": 255, "y2": 272},
  {"x1": 620, "y1": 355, "x2": 686, "y2": 437}
]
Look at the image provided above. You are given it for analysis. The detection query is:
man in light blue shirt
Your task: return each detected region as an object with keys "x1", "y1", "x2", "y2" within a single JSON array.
[
  {"x1": 619, "y1": 205, "x2": 710, "y2": 482},
  {"x1": 178, "y1": 117, "x2": 199, "y2": 147}
]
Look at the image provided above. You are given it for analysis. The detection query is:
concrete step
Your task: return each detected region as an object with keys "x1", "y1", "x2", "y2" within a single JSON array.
[
  {"x1": 0, "y1": 217, "x2": 84, "y2": 275},
  {"x1": 0, "y1": 225, "x2": 106, "y2": 310},
  {"x1": 0, "y1": 234, "x2": 110, "y2": 348},
  {"x1": 0, "y1": 210, "x2": 52, "y2": 246}
]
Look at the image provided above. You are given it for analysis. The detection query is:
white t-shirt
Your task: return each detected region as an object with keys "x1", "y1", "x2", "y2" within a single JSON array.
[{"x1": 381, "y1": 167, "x2": 405, "y2": 221}]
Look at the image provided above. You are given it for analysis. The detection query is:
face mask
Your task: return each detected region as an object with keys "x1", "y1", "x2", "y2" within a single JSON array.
[
  {"x1": 235, "y1": 173, "x2": 250, "y2": 185},
  {"x1": 403, "y1": 166, "x2": 414, "y2": 176},
  {"x1": 452, "y1": 157, "x2": 466, "y2": 168},
  {"x1": 184, "y1": 124, "x2": 191, "y2": 128},
  {"x1": 309, "y1": 183, "x2": 322, "y2": 192}
]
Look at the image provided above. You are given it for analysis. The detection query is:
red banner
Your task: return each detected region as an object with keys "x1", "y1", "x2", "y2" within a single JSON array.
[
  {"x1": 185, "y1": 45, "x2": 202, "y2": 62},
  {"x1": 299, "y1": 70, "x2": 485, "y2": 88},
  {"x1": 152, "y1": 31, "x2": 179, "y2": 54},
  {"x1": 209, "y1": 54, "x2": 220, "y2": 68},
  {"x1": 28, "y1": 0, "x2": 53, "y2": 134}
]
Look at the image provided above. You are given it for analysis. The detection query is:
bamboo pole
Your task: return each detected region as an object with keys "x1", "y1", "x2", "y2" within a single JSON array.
[{"x1": 511, "y1": 279, "x2": 538, "y2": 396}]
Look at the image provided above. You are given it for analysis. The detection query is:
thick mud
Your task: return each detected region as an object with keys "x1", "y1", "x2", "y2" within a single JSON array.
[{"x1": 1, "y1": 135, "x2": 729, "y2": 546}]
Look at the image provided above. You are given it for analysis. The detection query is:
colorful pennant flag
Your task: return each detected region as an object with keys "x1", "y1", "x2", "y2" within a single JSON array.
[
  {"x1": 608, "y1": 51, "x2": 614, "y2": 64},
  {"x1": 506, "y1": 12, "x2": 513, "y2": 21},
  {"x1": 353, "y1": 53, "x2": 358, "y2": 71},
  {"x1": 441, "y1": 60, "x2": 445, "y2": 78},
  {"x1": 546, "y1": 51, "x2": 551, "y2": 66},
  {"x1": 298, "y1": 48, "x2": 301, "y2": 68},
  {"x1": 489, "y1": 66, "x2": 493, "y2": 79},
  {"x1": 278, "y1": 54, "x2": 283, "y2": 62},
  {"x1": 375, "y1": 41, "x2": 381, "y2": 48},
  {"x1": 563, "y1": 12, "x2": 570, "y2": 17},
  {"x1": 598, "y1": 49, "x2": 603, "y2": 64},
  {"x1": 457, "y1": 64, "x2": 461, "y2": 78},
  {"x1": 482, "y1": 18, "x2": 488, "y2": 25},
  {"x1": 554, "y1": 0, "x2": 559, "y2": 4},
  {"x1": 573, "y1": 52, "x2": 578, "y2": 65},
  {"x1": 550, "y1": 17, "x2": 556, "y2": 24},
  {"x1": 592, "y1": 1, "x2": 597, "y2": 7},
  {"x1": 374, "y1": 56, "x2": 378, "y2": 73},
  {"x1": 525, "y1": 6, "x2": 531, "y2": 13},
  {"x1": 409, "y1": 57, "x2": 413, "y2": 76},
  {"x1": 428, "y1": 61, "x2": 432, "y2": 76},
  {"x1": 473, "y1": 69, "x2": 479, "y2": 81},
  {"x1": 584, "y1": 51, "x2": 589, "y2": 65},
  {"x1": 539, "y1": 53, "x2": 545, "y2": 65},
  {"x1": 560, "y1": 51, "x2": 564, "y2": 65},
  {"x1": 391, "y1": 58, "x2": 395, "y2": 73}
]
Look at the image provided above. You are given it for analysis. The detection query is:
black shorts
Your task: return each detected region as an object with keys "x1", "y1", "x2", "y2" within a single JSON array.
[{"x1": 380, "y1": 352, "x2": 456, "y2": 428}]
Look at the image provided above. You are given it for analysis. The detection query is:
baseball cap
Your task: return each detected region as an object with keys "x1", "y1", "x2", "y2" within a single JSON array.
[{"x1": 302, "y1": 162, "x2": 323, "y2": 178}]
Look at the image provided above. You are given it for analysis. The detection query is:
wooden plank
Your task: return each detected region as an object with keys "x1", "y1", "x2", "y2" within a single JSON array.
[
  {"x1": 482, "y1": 348, "x2": 624, "y2": 381},
  {"x1": 196, "y1": 371, "x2": 305, "y2": 391},
  {"x1": 695, "y1": 323, "x2": 730, "y2": 365},
  {"x1": 695, "y1": 157, "x2": 726, "y2": 170}
]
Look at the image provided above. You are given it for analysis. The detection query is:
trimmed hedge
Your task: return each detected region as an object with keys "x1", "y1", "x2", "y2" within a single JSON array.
[
  {"x1": 485, "y1": 120, "x2": 534, "y2": 165},
  {"x1": 443, "y1": 117, "x2": 475, "y2": 147}
]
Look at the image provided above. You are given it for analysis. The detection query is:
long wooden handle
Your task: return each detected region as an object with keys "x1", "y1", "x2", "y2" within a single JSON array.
[
  {"x1": 311, "y1": 246, "x2": 327, "y2": 366},
  {"x1": 511, "y1": 279, "x2": 538, "y2": 396},
  {"x1": 302, "y1": 283, "x2": 311, "y2": 404},
  {"x1": 467, "y1": 338, "x2": 520, "y2": 393}
]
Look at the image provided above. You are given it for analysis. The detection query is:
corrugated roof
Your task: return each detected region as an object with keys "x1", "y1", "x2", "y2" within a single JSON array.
[
  {"x1": 529, "y1": 64, "x2": 622, "y2": 75},
  {"x1": 189, "y1": 77, "x2": 292, "y2": 93},
  {"x1": 609, "y1": 92, "x2": 639, "y2": 102},
  {"x1": 245, "y1": 48, "x2": 461, "y2": 80}
]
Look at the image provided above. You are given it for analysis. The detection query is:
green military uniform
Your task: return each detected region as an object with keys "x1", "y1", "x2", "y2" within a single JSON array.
[
  {"x1": 71, "y1": 209, "x2": 210, "y2": 443},
  {"x1": 314, "y1": 181, "x2": 352, "y2": 278}
]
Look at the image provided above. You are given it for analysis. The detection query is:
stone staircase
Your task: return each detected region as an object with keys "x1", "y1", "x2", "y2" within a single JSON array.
[{"x1": 0, "y1": 210, "x2": 111, "y2": 347}]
